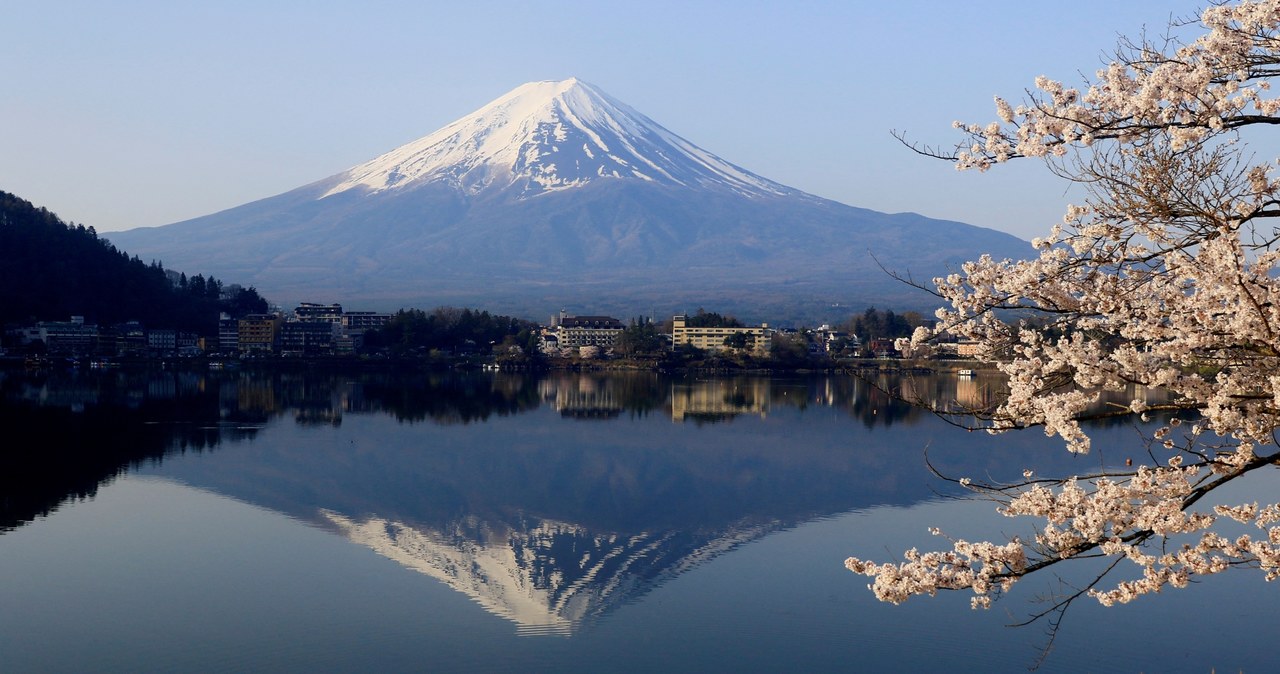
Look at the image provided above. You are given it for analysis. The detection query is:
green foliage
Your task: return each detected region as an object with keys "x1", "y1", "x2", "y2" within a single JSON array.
[
  {"x1": 365, "y1": 307, "x2": 536, "y2": 355},
  {"x1": 769, "y1": 333, "x2": 813, "y2": 366},
  {"x1": 219, "y1": 285, "x2": 269, "y2": 317},
  {"x1": 722, "y1": 331, "x2": 753, "y2": 350},
  {"x1": 0, "y1": 191, "x2": 268, "y2": 333},
  {"x1": 842, "y1": 307, "x2": 926, "y2": 340},
  {"x1": 614, "y1": 317, "x2": 666, "y2": 356},
  {"x1": 684, "y1": 308, "x2": 744, "y2": 328}
]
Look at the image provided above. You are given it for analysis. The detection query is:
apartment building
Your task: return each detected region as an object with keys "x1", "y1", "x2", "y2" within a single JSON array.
[{"x1": 670, "y1": 315, "x2": 770, "y2": 355}]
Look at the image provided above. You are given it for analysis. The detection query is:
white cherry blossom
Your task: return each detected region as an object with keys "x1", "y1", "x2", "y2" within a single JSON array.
[{"x1": 849, "y1": 0, "x2": 1280, "y2": 623}]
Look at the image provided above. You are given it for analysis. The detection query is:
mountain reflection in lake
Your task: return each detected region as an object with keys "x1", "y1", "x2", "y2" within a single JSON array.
[{"x1": 1, "y1": 368, "x2": 1268, "y2": 673}]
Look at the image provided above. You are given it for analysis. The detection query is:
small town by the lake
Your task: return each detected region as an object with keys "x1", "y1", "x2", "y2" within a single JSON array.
[{"x1": 6, "y1": 1, "x2": 1280, "y2": 672}]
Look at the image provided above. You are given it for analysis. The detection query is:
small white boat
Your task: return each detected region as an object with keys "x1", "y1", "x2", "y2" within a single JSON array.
[{"x1": 957, "y1": 369, "x2": 975, "y2": 377}]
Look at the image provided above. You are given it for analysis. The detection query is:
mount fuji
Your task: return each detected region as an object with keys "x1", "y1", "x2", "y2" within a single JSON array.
[{"x1": 107, "y1": 78, "x2": 1030, "y2": 319}]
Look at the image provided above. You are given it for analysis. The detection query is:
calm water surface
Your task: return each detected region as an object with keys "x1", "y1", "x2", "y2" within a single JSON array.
[{"x1": 1, "y1": 368, "x2": 1274, "y2": 673}]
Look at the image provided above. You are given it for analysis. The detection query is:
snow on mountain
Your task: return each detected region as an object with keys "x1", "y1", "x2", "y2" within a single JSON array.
[
  {"x1": 321, "y1": 78, "x2": 797, "y2": 200},
  {"x1": 105, "y1": 77, "x2": 1033, "y2": 318},
  {"x1": 321, "y1": 509, "x2": 782, "y2": 635}
]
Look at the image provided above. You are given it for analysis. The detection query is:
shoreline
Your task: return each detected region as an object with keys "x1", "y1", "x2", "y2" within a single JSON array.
[{"x1": 2, "y1": 353, "x2": 998, "y2": 376}]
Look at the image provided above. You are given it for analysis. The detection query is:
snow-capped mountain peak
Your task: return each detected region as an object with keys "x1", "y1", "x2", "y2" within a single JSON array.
[{"x1": 321, "y1": 78, "x2": 795, "y2": 199}]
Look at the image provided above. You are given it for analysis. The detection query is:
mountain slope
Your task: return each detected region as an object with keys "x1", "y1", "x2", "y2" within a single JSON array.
[
  {"x1": 321, "y1": 78, "x2": 796, "y2": 200},
  {"x1": 0, "y1": 190, "x2": 266, "y2": 331},
  {"x1": 107, "y1": 78, "x2": 1030, "y2": 319}
]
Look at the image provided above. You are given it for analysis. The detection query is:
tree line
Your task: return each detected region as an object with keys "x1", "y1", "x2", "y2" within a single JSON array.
[
  {"x1": 839, "y1": 307, "x2": 926, "y2": 341},
  {"x1": 363, "y1": 307, "x2": 539, "y2": 356},
  {"x1": 0, "y1": 190, "x2": 267, "y2": 334}
]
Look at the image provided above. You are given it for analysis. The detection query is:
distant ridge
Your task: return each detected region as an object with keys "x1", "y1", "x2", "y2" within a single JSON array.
[{"x1": 107, "y1": 78, "x2": 1030, "y2": 321}]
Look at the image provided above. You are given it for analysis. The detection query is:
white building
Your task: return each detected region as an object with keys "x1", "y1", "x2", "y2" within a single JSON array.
[{"x1": 546, "y1": 312, "x2": 624, "y2": 352}]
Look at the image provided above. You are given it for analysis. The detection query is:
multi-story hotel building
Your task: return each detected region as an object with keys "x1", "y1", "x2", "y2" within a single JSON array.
[
  {"x1": 548, "y1": 313, "x2": 625, "y2": 351},
  {"x1": 670, "y1": 315, "x2": 770, "y2": 355},
  {"x1": 238, "y1": 313, "x2": 284, "y2": 353}
]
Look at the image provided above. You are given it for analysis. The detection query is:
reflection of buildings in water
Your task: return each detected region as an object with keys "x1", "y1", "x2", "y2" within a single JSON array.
[
  {"x1": 819, "y1": 377, "x2": 854, "y2": 407},
  {"x1": 538, "y1": 376, "x2": 624, "y2": 418},
  {"x1": 953, "y1": 375, "x2": 1000, "y2": 412},
  {"x1": 893, "y1": 375, "x2": 921, "y2": 405},
  {"x1": 146, "y1": 377, "x2": 177, "y2": 400},
  {"x1": 321, "y1": 510, "x2": 779, "y2": 635},
  {"x1": 220, "y1": 375, "x2": 364, "y2": 423},
  {"x1": 294, "y1": 407, "x2": 342, "y2": 426},
  {"x1": 1105, "y1": 383, "x2": 1170, "y2": 408},
  {"x1": 22, "y1": 382, "x2": 99, "y2": 411},
  {"x1": 942, "y1": 375, "x2": 1172, "y2": 417},
  {"x1": 335, "y1": 380, "x2": 363, "y2": 413},
  {"x1": 558, "y1": 408, "x2": 621, "y2": 420},
  {"x1": 236, "y1": 377, "x2": 278, "y2": 417},
  {"x1": 18, "y1": 371, "x2": 208, "y2": 411},
  {"x1": 669, "y1": 379, "x2": 769, "y2": 422},
  {"x1": 288, "y1": 379, "x2": 353, "y2": 426}
]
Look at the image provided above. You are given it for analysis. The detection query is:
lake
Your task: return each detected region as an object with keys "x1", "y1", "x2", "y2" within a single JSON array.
[{"x1": 1, "y1": 367, "x2": 1274, "y2": 673}]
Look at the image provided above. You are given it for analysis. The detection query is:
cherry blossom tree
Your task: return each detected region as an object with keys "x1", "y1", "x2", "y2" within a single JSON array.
[{"x1": 845, "y1": 0, "x2": 1280, "y2": 628}]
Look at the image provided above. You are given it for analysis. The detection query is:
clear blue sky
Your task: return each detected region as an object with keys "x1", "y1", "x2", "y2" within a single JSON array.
[{"x1": 2, "y1": 0, "x2": 1207, "y2": 240}]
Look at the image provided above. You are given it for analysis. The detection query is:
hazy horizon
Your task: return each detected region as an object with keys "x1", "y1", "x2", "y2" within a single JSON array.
[{"x1": 2, "y1": 1, "x2": 1208, "y2": 241}]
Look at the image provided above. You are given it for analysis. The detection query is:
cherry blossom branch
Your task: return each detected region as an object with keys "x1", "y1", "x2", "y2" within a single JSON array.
[{"x1": 850, "y1": 1, "x2": 1280, "y2": 641}]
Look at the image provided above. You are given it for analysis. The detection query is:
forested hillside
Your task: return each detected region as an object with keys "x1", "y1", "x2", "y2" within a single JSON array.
[{"x1": 0, "y1": 191, "x2": 266, "y2": 332}]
